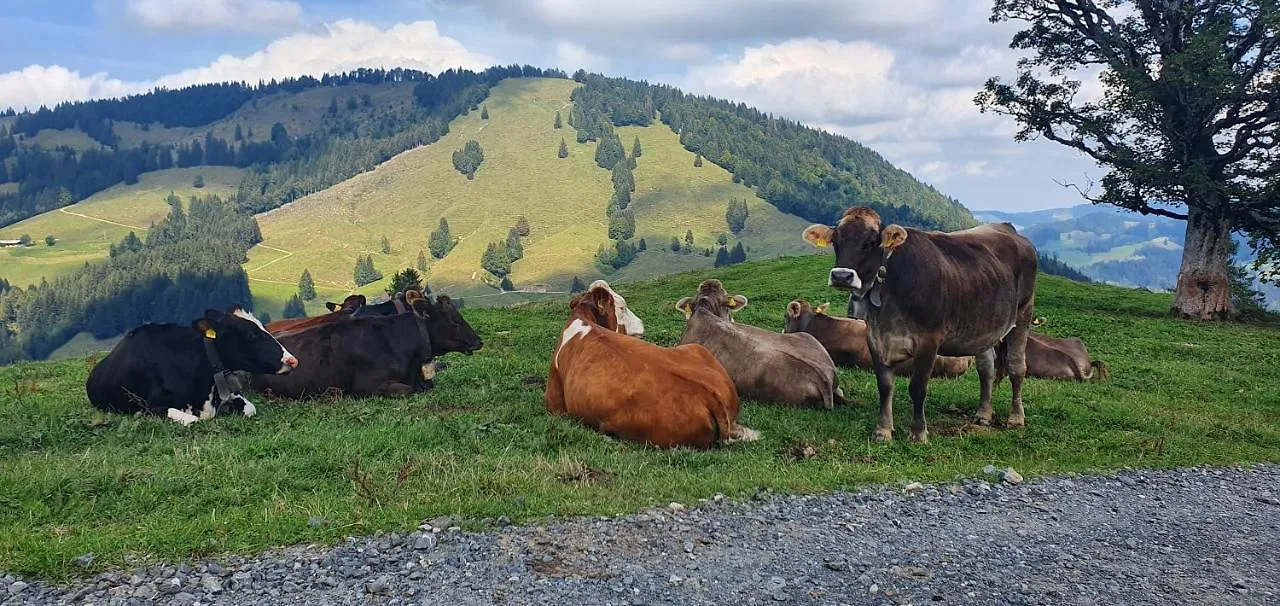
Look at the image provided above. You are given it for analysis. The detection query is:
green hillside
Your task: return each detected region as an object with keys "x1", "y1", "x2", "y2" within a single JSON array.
[
  {"x1": 2, "y1": 254, "x2": 1276, "y2": 578},
  {"x1": 245, "y1": 78, "x2": 811, "y2": 317},
  {"x1": 0, "y1": 167, "x2": 243, "y2": 287}
]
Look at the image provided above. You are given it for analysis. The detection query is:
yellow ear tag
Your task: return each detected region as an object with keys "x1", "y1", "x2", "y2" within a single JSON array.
[
  {"x1": 727, "y1": 298, "x2": 737, "y2": 308},
  {"x1": 814, "y1": 238, "x2": 829, "y2": 248},
  {"x1": 204, "y1": 328, "x2": 217, "y2": 339}
]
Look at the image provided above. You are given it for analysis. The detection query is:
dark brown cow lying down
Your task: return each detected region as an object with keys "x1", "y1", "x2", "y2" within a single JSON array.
[
  {"x1": 784, "y1": 300, "x2": 972, "y2": 378},
  {"x1": 1000, "y1": 332, "x2": 1109, "y2": 382},
  {"x1": 804, "y1": 206, "x2": 1038, "y2": 443},
  {"x1": 546, "y1": 281, "x2": 758, "y2": 449},
  {"x1": 676, "y1": 280, "x2": 844, "y2": 409}
]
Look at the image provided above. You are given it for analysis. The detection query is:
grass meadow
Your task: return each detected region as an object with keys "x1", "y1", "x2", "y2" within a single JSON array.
[{"x1": 1, "y1": 254, "x2": 1277, "y2": 580}]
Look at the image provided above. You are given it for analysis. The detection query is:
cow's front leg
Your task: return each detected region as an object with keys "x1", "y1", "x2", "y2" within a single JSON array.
[
  {"x1": 908, "y1": 345, "x2": 939, "y2": 443},
  {"x1": 1004, "y1": 324, "x2": 1030, "y2": 428},
  {"x1": 870, "y1": 348, "x2": 896, "y2": 442},
  {"x1": 974, "y1": 348, "x2": 996, "y2": 425}
]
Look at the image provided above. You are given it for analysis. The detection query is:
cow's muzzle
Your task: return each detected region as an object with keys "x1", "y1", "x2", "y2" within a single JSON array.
[
  {"x1": 828, "y1": 268, "x2": 863, "y2": 291},
  {"x1": 277, "y1": 354, "x2": 298, "y2": 374}
]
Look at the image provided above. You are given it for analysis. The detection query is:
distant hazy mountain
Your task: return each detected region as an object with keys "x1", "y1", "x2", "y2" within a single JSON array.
[{"x1": 974, "y1": 204, "x2": 1278, "y2": 310}]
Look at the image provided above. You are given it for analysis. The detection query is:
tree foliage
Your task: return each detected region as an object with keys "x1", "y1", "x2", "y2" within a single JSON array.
[
  {"x1": 481, "y1": 241, "x2": 512, "y2": 277},
  {"x1": 429, "y1": 217, "x2": 455, "y2": 259},
  {"x1": 480, "y1": 105, "x2": 490, "y2": 120},
  {"x1": 570, "y1": 276, "x2": 585, "y2": 292},
  {"x1": 608, "y1": 208, "x2": 636, "y2": 240},
  {"x1": 554, "y1": 111, "x2": 563, "y2": 129},
  {"x1": 975, "y1": 0, "x2": 1280, "y2": 315},
  {"x1": 558, "y1": 138, "x2": 569, "y2": 158},
  {"x1": 380, "y1": 234, "x2": 392, "y2": 254},
  {"x1": 632, "y1": 136, "x2": 643, "y2": 159},
  {"x1": 725, "y1": 198, "x2": 749, "y2": 233},
  {"x1": 297, "y1": 269, "x2": 316, "y2": 300},
  {"x1": 353, "y1": 255, "x2": 383, "y2": 286},
  {"x1": 283, "y1": 295, "x2": 307, "y2": 319},
  {"x1": 452, "y1": 139, "x2": 485, "y2": 179},
  {"x1": 729, "y1": 242, "x2": 747, "y2": 264},
  {"x1": 416, "y1": 250, "x2": 428, "y2": 272},
  {"x1": 506, "y1": 227, "x2": 525, "y2": 261},
  {"x1": 386, "y1": 267, "x2": 425, "y2": 296},
  {"x1": 515, "y1": 215, "x2": 531, "y2": 236}
]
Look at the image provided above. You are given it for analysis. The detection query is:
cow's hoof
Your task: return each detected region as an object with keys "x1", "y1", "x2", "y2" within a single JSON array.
[
  {"x1": 242, "y1": 401, "x2": 257, "y2": 417},
  {"x1": 973, "y1": 415, "x2": 994, "y2": 427},
  {"x1": 729, "y1": 425, "x2": 761, "y2": 443},
  {"x1": 872, "y1": 427, "x2": 893, "y2": 442},
  {"x1": 1004, "y1": 414, "x2": 1026, "y2": 428},
  {"x1": 908, "y1": 428, "x2": 929, "y2": 444}
]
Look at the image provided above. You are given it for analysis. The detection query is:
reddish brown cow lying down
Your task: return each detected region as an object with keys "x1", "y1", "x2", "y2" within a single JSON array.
[
  {"x1": 999, "y1": 332, "x2": 1109, "y2": 382},
  {"x1": 783, "y1": 300, "x2": 972, "y2": 378},
  {"x1": 545, "y1": 281, "x2": 758, "y2": 449}
]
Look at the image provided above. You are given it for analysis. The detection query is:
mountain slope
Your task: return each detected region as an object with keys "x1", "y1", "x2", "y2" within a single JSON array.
[
  {"x1": 245, "y1": 78, "x2": 811, "y2": 314},
  {"x1": 0, "y1": 167, "x2": 243, "y2": 287}
]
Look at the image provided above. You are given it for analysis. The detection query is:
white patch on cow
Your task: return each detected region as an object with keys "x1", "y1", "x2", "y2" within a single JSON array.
[
  {"x1": 166, "y1": 408, "x2": 199, "y2": 427},
  {"x1": 1001, "y1": 323, "x2": 1017, "y2": 340},
  {"x1": 240, "y1": 397, "x2": 257, "y2": 418},
  {"x1": 589, "y1": 280, "x2": 645, "y2": 336},
  {"x1": 828, "y1": 267, "x2": 863, "y2": 291},
  {"x1": 199, "y1": 388, "x2": 217, "y2": 420},
  {"x1": 235, "y1": 307, "x2": 298, "y2": 372},
  {"x1": 555, "y1": 319, "x2": 591, "y2": 369},
  {"x1": 729, "y1": 425, "x2": 761, "y2": 443}
]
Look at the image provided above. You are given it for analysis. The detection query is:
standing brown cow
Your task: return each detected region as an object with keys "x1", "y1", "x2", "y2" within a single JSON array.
[
  {"x1": 783, "y1": 300, "x2": 972, "y2": 378},
  {"x1": 675, "y1": 280, "x2": 844, "y2": 409},
  {"x1": 545, "y1": 281, "x2": 757, "y2": 449},
  {"x1": 803, "y1": 206, "x2": 1038, "y2": 443}
]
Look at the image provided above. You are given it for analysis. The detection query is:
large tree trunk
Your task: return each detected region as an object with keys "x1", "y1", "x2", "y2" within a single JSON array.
[{"x1": 1171, "y1": 207, "x2": 1234, "y2": 321}]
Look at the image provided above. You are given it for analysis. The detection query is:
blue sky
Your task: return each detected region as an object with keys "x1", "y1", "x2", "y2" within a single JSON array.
[{"x1": 0, "y1": 0, "x2": 1104, "y2": 212}]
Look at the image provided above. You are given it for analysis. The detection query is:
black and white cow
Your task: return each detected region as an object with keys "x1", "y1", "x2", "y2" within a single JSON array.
[{"x1": 85, "y1": 307, "x2": 297, "y2": 425}]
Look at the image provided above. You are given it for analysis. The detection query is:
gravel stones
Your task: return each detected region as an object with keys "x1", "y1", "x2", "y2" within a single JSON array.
[{"x1": 3, "y1": 464, "x2": 1277, "y2": 605}]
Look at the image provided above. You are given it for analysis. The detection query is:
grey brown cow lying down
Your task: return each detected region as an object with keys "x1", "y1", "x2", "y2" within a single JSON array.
[
  {"x1": 998, "y1": 332, "x2": 1109, "y2": 382},
  {"x1": 675, "y1": 279, "x2": 844, "y2": 409},
  {"x1": 804, "y1": 206, "x2": 1038, "y2": 443},
  {"x1": 784, "y1": 300, "x2": 972, "y2": 378}
]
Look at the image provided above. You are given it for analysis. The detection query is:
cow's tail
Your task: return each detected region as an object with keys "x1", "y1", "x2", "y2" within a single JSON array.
[
  {"x1": 1090, "y1": 360, "x2": 1110, "y2": 381},
  {"x1": 706, "y1": 407, "x2": 722, "y2": 446}
]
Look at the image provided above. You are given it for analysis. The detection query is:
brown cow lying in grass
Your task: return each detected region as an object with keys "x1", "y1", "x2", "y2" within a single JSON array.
[
  {"x1": 999, "y1": 332, "x2": 1110, "y2": 382},
  {"x1": 783, "y1": 300, "x2": 972, "y2": 378},
  {"x1": 545, "y1": 281, "x2": 758, "y2": 449},
  {"x1": 676, "y1": 280, "x2": 845, "y2": 409}
]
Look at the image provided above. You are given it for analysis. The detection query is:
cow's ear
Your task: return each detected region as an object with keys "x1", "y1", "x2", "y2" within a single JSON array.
[
  {"x1": 591, "y1": 287, "x2": 613, "y2": 312},
  {"x1": 411, "y1": 298, "x2": 432, "y2": 317},
  {"x1": 881, "y1": 225, "x2": 908, "y2": 251},
  {"x1": 193, "y1": 312, "x2": 221, "y2": 339},
  {"x1": 405, "y1": 290, "x2": 424, "y2": 305},
  {"x1": 803, "y1": 224, "x2": 835, "y2": 248},
  {"x1": 676, "y1": 297, "x2": 694, "y2": 319},
  {"x1": 325, "y1": 302, "x2": 340, "y2": 312},
  {"x1": 786, "y1": 301, "x2": 801, "y2": 318},
  {"x1": 816, "y1": 302, "x2": 829, "y2": 315},
  {"x1": 727, "y1": 295, "x2": 749, "y2": 313},
  {"x1": 568, "y1": 294, "x2": 585, "y2": 310}
]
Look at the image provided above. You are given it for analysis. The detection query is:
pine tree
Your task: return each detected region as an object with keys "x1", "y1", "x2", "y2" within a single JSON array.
[
  {"x1": 480, "y1": 105, "x2": 489, "y2": 120},
  {"x1": 380, "y1": 235, "x2": 392, "y2": 254},
  {"x1": 297, "y1": 269, "x2": 316, "y2": 301},
  {"x1": 416, "y1": 250, "x2": 428, "y2": 272},
  {"x1": 554, "y1": 111, "x2": 563, "y2": 129},
  {"x1": 452, "y1": 140, "x2": 485, "y2": 179},
  {"x1": 192, "y1": 174, "x2": 204, "y2": 188},
  {"x1": 234, "y1": 124, "x2": 243, "y2": 141},
  {"x1": 346, "y1": 96, "x2": 358, "y2": 111},
  {"x1": 567, "y1": 110, "x2": 574, "y2": 127},
  {"x1": 481, "y1": 242, "x2": 511, "y2": 277},
  {"x1": 612, "y1": 158, "x2": 635, "y2": 193},
  {"x1": 726, "y1": 199, "x2": 749, "y2": 233},
  {"x1": 608, "y1": 209, "x2": 635, "y2": 240},
  {"x1": 283, "y1": 295, "x2": 307, "y2": 319},
  {"x1": 353, "y1": 255, "x2": 383, "y2": 286},
  {"x1": 632, "y1": 136, "x2": 642, "y2": 158},
  {"x1": 670, "y1": 236, "x2": 681, "y2": 252},
  {"x1": 515, "y1": 215, "x2": 531, "y2": 237},
  {"x1": 499, "y1": 276, "x2": 514, "y2": 291},
  {"x1": 717, "y1": 233, "x2": 728, "y2": 246},
  {"x1": 611, "y1": 239, "x2": 637, "y2": 268},
  {"x1": 638, "y1": 238, "x2": 647, "y2": 251},
  {"x1": 685, "y1": 230, "x2": 694, "y2": 248},
  {"x1": 729, "y1": 242, "x2": 746, "y2": 264},
  {"x1": 44, "y1": 235, "x2": 56, "y2": 247},
  {"x1": 165, "y1": 191, "x2": 181, "y2": 206},
  {"x1": 506, "y1": 227, "x2": 524, "y2": 261},
  {"x1": 570, "y1": 276, "x2": 585, "y2": 293},
  {"x1": 594, "y1": 134, "x2": 625, "y2": 169},
  {"x1": 328, "y1": 97, "x2": 339, "y2": 115},
  {"x1": 558, "y1": 138, "x2": 569, "y2": 158},
  {"x1": 693, "y1": 155, "x2": 703, "y2": 167},
  {"x1": 429, "y1": 217, "x2": 454, "y2": 259},
  {"x1": 386, "y1": 268, "x2": 425, "y2": 297},
  {"x1": 714, "y1": 247, "x2": 730, "y2": 267}
]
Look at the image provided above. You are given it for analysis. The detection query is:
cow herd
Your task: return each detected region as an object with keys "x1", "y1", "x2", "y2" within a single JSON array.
[{"x1": 85, "y1": 205, "x2": 1107, "y2": 449}]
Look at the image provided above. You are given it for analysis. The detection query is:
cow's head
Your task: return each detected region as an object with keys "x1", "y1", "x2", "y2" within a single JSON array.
[
  {"x1": 587, "y1": 280, "x2": 644, "y2": 336},
  {"x1": 324, "y1": 294, "x2": 367, "y2": 314},
  {"x1": 676, "y1": 279, "x2": 748, "y2": 321},
  {"x1": 783, "y1": 299, "x2": 829, "y2": 333},
  {"x1": 803, "y1": 207, "x2": 908, "y2": 294},
  {"x1": 412, "y1": 294, "x2": 483, "y2": 355},
  {"x1": 194, "y1": 307, "x2": 297, "y2": 375}
]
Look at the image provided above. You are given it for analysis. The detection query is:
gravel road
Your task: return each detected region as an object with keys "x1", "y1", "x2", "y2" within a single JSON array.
[{"x1": 5, "y1": 464, "x2": 1277, "y2": 605}]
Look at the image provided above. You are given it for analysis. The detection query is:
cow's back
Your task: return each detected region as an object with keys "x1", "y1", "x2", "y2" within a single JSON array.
[
  {"x1": 254, "y1": 315, "x2": 427, "y2": 398},
  {"x1": 86, "y1": 325, "x2": 207, "y2": 414},
  {"x1": 682, "y1": 314, "x2": 836, "y2": 407}
]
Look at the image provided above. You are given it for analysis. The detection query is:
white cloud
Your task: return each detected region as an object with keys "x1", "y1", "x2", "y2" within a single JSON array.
[
  {"x1": 553, "y1": 42, "x2": 611, "y2": 74},
  {"x1": 116, "y1": 0, "x2": 303, "y2": 32},
  {"x1": 0, "y1": 20, "x2": 492, "y2": 111}
]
